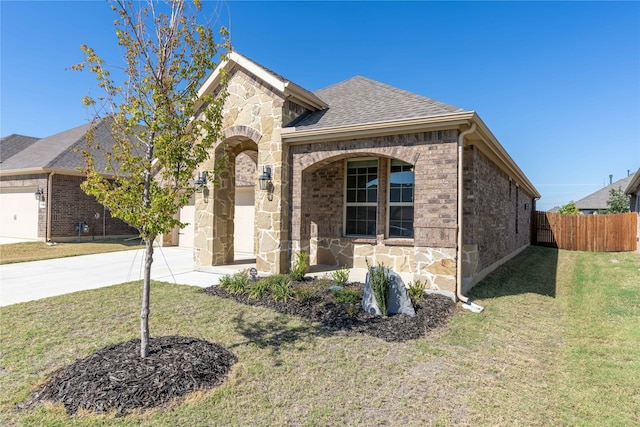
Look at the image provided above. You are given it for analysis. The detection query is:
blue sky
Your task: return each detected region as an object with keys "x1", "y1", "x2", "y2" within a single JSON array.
[{"x1": 1, "y1": 1, "x2": 639, "y2": 210}]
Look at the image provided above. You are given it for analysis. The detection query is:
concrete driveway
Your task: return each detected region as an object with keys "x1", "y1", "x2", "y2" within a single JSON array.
[{"x1": 0, "y1": 247, "x2": 251, "y2": 307}]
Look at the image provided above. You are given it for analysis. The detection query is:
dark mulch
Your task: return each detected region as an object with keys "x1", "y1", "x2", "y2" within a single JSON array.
[
  {"x1": 202, "y1": 279, "x2": 457, "y2": 342},
  {"x1": 24, "y1": 336, "x2": 236, "y2": 416}
]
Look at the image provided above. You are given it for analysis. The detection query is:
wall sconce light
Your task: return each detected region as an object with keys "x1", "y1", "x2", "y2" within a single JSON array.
[
  {"x1": 258, "y1": 166, "x2": 273, "y2": 200},
  {"x1": 34, "y1": 188, "x2": 44, "y2": 201},
  {"x1": 524, "y1": 203, "x2": 529, "y2": 210},
  {"x1": 194, "y1": 171, "x2": 207, "y2": 193},
  {"x1": 258, "y1": 166, "x2": 271, "y2": 191}
]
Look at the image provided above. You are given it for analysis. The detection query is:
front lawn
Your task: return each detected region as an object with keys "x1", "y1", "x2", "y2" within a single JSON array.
[
  {"x1": 1, "y1": 246, "x2": 638, "y2": 426},
  {"x1": 0, "y1": 238, "x2": 144, "y2": 264}
]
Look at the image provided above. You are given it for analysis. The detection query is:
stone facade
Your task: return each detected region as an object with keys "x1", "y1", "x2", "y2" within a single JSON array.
[{"x1": 193, "y1": 65, "x2": 309, "y2": 274}]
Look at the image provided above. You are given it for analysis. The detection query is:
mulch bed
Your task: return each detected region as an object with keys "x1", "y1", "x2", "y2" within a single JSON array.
[
  {"x1": 24, "y1": 278, "x2": 456, "y2": 417},
  {"x1": 202, "y1": 279, "x2": 457, "y2": 342},
  {"x1": 24, "y1": 336, "x2": 236, "y2": 416}
]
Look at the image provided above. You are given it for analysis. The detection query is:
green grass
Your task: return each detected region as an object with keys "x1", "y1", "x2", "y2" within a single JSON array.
[
  {"x1": 0, "y1": 238, "x2": 144, "y2": 264},
  {"x1": 1, "y1": 247, "x2": 638, "y2": 426}
]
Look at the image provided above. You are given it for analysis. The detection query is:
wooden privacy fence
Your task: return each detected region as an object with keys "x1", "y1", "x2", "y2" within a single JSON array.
[{"x1": 534, "y1": 211, "x2": 638, "y2": 252}]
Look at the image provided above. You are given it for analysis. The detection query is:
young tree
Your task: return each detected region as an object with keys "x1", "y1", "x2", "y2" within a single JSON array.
[
  {"x1": 606, "y1": 187, "x2": 630, "y2": 213},
  {"x1": 558, "y1": 200, "x2": 580, "y2": 214},
  {"x1": 74, "y1": 0, "x2": 230, "y2": 357}
]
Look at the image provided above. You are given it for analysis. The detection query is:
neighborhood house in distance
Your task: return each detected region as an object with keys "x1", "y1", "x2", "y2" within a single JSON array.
[
  {"x1": 0, "y1": 123, "x2": 139, "y2": 243},
  {"x1": 568, "y1": 172, "x2": 638, "y2": 215},
  {"x1": 0, "y1": 52, "x2": 541, "y2": 300}
]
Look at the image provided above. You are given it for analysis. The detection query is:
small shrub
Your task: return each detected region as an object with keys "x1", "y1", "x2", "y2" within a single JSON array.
[
  {"x1": 227, "y1": 271, "x2": 251, "y2": 295},
  {"x1": 407, "y1": 280, "x2": 426, "y2": 308},
  {"x1": 249, "y1": 279, "x2": 271, "y2": 299},
  {"x1": 294, "y1": 283, "x2": 319, "y2": 303},
  {"x1": 271, "y1": 276, "x2": 294, "y2": 301},
  {"x1": 367, "y1": 260, "x2": 390, "y2": 316},
  {"x1": 290, "y1": 251, "x2": 308, "y2": 282},
  {"x1": 218, "y1": 274, "x2": 233, "y2": 290},
  {"x1": 331, "y1": 265, "x2": 350, "y2": 286},
  {"x1": 346, "y1": 304, "x2": 360, "y2": 317},
  {"x1": 315, "y1": 277, "x2": 332, "y2": 288},
  {"x1": 257, "y1": 275, "x2": 293, "y2": 301},
  {"x1": 333, "y1": 288, "x2": 361, "y2": 306}
]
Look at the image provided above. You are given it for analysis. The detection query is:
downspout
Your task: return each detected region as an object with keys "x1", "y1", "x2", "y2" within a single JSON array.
[
  {"x1": 46, "y1": 172, "x2": 55, "y2": 242},
  {"x1": 456, "y1": 123, "x2": 484, "y2": 313}
]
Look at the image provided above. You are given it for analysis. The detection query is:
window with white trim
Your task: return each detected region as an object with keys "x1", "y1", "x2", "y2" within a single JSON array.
[
  {"x1": 388, "y1": 159, "x2": 414, "y2": 238},
  {"x1": 345, "y1": 159, "x2": 378, "y2": 236}
]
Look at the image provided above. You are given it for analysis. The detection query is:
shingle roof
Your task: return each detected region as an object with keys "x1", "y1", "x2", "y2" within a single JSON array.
[
  {"x1": 0, "y1": 134, "x2": 40, "y2": 164},
  {"x1": 0, "y1": 120, "x2": 123, "y2": 174},
  {"x1": 287, "y1": 76, "x2": 468, "y2": 130},
  {"x1": 574, "y1": 174, "x2": 634, "y2": 211},
  {"x1": 625, "y1": 168, "x2": 640, "y2": 194}
]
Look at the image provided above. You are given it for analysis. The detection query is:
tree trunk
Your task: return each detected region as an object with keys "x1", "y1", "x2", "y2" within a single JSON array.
[{"x1": 140, "y1": 237, "x2": 154, "y2": 358}]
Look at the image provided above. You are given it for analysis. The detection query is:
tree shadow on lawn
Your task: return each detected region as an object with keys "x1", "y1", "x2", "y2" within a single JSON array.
[
  {"x1": 227, "y1": 310, "x2": 331, "y2": 362},
  {"x1": 467, "y1": 246, "x2": 559, "y2": 300}
]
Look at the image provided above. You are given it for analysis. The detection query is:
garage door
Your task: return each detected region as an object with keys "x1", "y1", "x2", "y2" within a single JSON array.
[
  {"x1": 0, "y1": 190, "x2": 40, "y2": 239},
  {"x1": 178, "y1": 196, "x2": 195, "y2": 248},
  {"x1": 234, "y1": 187, "x2": 255, "y2": 253}
]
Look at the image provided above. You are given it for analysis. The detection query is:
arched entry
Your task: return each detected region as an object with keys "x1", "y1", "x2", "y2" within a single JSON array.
[
  {"x1": 193, "y1": 127, "x2": 261, "y2": 268},
  {"x1": 233, "y1": 151, "x2": 257, "y2": 254}
]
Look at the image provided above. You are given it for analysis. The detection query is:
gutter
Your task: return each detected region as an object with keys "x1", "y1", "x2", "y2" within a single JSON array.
[
  {"x1": 282, "y1": 111, "x2": 476, "y2": 143},
  {"x1": 46, "y1": 172, "x2": 55, "y2": 242},
  {"x1": 456, "y1": 123, "x2": 484, "y2": 313}
]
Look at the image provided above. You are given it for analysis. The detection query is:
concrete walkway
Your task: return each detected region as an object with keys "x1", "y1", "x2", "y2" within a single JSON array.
[{"x1": 0, "y1": 247, "x2": 255, "y2": 307}]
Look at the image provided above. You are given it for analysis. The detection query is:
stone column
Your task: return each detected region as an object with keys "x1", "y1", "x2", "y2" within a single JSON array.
[
  {"x1": 255, "y1": 130, "x2": 289, "y2": 275},
  {"x1": 194, "y1": 149, "x2": 235, "y2": 268}
]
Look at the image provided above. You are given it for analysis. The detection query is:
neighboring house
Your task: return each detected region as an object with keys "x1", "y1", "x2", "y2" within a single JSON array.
[
  {"x1": 625, "y1": 169, "x2": 640, "y2": 254},
  {"x1": 0, "y1": 120, "x2": 138, "y2": 242},
  {"x1": 574, "y1": 174, "x2": 634, "y2": 214},
  {"x1": 182, "y1": 52, "x2": 540, "y2": 299},
  {"x1": 625, "y1": 168, "x2": 640, "y2": 213}
]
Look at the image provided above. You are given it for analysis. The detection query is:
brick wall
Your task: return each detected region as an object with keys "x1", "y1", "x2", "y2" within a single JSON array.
[
  {"x1": 291, "y1": 129, "x2": 459, "y2": 248},
  {"x1": 301, "y1": 161, "x2": 344, "y2": 240},
  {"x1": 50, "y1": 174, "x2": 138, "y2": 240},
  {"x1": 462, "y1": 145, "x2": 534, "y2": 285},
  {"x1": 283, "y1": 99, "x2": 309, "y2": 127}
]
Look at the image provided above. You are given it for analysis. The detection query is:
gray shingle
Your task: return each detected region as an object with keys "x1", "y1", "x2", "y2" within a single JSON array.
[
  {"x1": 574, "y1": 174, "x2": 634, "y2": 211},
  {"x1": 0, "y1": 134, "x2": 40, "y2": 164},
  {"x1": 0, "y1": 122, "x2": 93, "y2": 171},
  {"x1": 287, "y1": 76, "x2": 468, "y2": 130},
  {"x1": 0, "y1": 120, "x2": 131, "y2": 174}
]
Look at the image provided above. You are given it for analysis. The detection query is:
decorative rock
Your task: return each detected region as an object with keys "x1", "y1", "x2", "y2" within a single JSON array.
[{"x1": 362, "y1": 266, "x2": 416, "y2": 317}]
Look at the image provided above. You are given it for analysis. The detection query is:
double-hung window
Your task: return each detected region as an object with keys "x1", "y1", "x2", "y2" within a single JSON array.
[
  {"x1": 388, "y1": 160, "x2": 414, "y2": 238},
  {"x1": 345, "y1": 159, "x2": 378, "y2": 236},
  {"x1": 344, "y1": 158, "x2": 414, "y2": 239}
]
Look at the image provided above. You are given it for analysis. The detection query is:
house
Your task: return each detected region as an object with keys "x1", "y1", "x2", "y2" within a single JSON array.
[
  {"x1": 625, "y1": 169, "x2": 640, "y2": 253},
  {"x1": 0, "y1": 120, "x2": 138, "y2": 242},
  {"x1": 181, "y1": 52, "x2": 540, "y2": 299},
  {"x1": 574, "y1": 174, "x2": 634, "y2": 214},
  {"x1": 625, "y1": 168, "x2": 640, "y2": 213}
]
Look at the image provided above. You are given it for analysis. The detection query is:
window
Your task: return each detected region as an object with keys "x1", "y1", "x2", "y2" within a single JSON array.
[
  {"x1": 388, "y1": 160, "x2": 414, "y2": 238},
  {"x1": 345, "y1": 159, "x2": 378, "y2": 236}
]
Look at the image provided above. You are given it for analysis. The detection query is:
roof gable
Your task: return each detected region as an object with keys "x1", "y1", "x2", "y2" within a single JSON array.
[
  {"x1": 199, "y1": 51, "x2": 328, "y2": 111},
  {"x1": 625, "y1": 168, "x2": 640, "y2": 194},
  {"x1": 287, "y1": 76, "x2": 468, "y2": 131}
]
